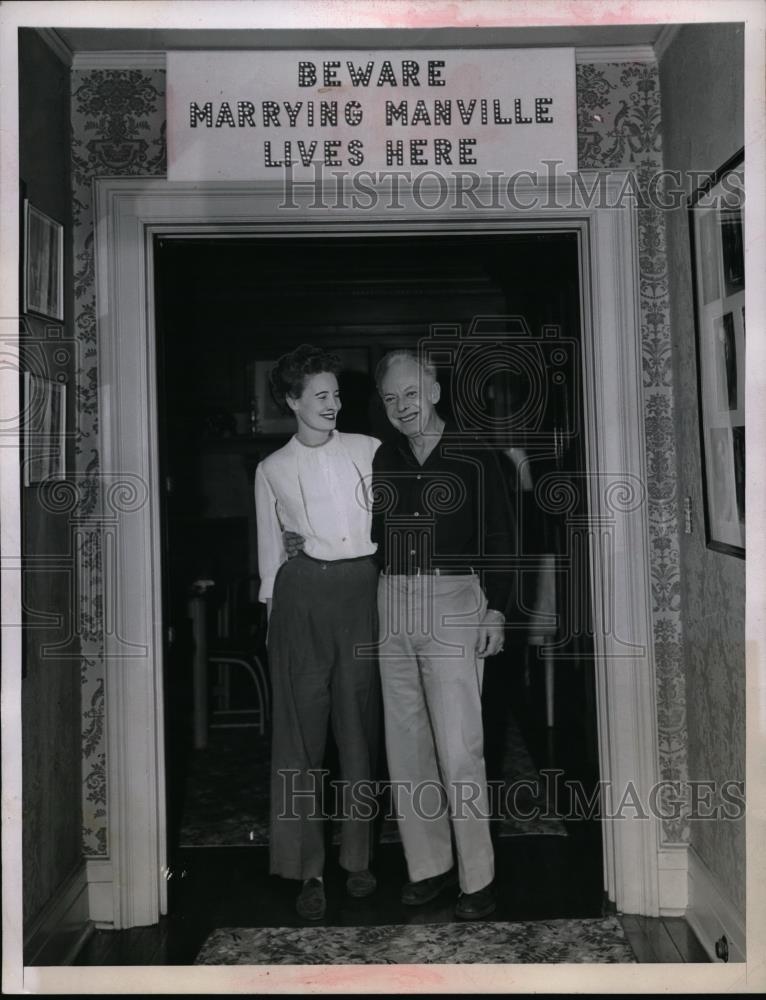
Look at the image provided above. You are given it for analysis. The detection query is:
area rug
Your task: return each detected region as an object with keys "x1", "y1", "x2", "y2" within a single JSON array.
[
  {"x1": 194, "y1": 916, "x2": 635, "y2": 964},
  {"x1": 179, "y1": 714, "x2": 566, "y2": 847}
]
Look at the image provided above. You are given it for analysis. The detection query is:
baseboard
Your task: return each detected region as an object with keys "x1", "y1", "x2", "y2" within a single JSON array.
[
  {"x1": 87, "y1": 858, "x2": 115, "y2": 928},
  {"x1": 658, "y1": 844, "x2": 688, "y2": 916},
  {"x1": 23, "y1": 862, "x2": 93, "y2": 965},
  {"x1": 686, "y1": 846, "x2": 746, "y2": 962}
]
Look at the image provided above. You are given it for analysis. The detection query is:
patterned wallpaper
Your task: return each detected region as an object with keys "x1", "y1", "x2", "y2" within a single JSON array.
[
  {"x1": 71, "y1": 62, "x2": 688, "y2": 856},
  {"x1": 71, "y1": 69, "x2": 166, "y2": 856},
  {"x1": 577, "y1": 62, "x2": 688, "y2": 845}
]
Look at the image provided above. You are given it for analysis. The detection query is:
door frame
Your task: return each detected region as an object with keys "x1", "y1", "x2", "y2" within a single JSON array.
[{"x1": 93, "y1": 173, "x2": 661, "y2": 927}]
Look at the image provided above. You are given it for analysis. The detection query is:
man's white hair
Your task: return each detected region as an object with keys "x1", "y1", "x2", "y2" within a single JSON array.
[{"x1": 374, "y1": 349, "x2": 438, "y2": 392}]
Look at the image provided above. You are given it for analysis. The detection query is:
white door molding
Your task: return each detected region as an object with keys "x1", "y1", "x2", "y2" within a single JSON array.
[{"x1": 93, "y1": 174, "x2": 661, "y2": 926}]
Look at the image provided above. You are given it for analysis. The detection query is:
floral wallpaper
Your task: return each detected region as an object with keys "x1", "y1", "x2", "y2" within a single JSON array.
[
  {"x1": 71, "y1": 69, "x2": 166, "y2": 856},
  {"x1": 72, "y1": 62, "x2": 689, "y2": 856},
  {"x1": 577, "y1": 62, "x2": 688, "y2": 845}
]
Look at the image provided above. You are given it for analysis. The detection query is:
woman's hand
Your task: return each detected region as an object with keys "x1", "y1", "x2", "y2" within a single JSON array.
[{"x1": 475, "y1": 608, "x2": 505, "y2": 658}]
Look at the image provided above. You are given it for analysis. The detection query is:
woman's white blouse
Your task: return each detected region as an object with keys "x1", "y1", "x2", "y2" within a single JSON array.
[{"x1": 254, "y1": 431, "x2": 381, "y2": 601}]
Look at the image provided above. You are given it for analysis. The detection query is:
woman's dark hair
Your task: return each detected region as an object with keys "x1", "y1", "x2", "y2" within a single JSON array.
[{"x1": 269, "y1": 344, "x2": 342, "y2": 411}]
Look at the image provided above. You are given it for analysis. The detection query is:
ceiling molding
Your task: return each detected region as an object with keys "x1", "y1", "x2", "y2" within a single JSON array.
[
  {"x1": 72, "y1": 51, "x2": 167, "y2": 71},
  {"x1": 35, "y1": 29, "x2": 73, "y2": 67},
  {"x1": 575, "y1": 45, "x2": 656, "y2": 64},
  {"x1": 653, "y1": 25, "x2": 682, "y2": 62}
]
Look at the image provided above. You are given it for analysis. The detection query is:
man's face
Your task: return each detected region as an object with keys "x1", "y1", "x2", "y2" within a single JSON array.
[
  {"x1": 380, "y1": 359, "x2": 440, "y2": 437},
  {"x1": 286, "y1": 371, "x2": 341, "y2": 432}
]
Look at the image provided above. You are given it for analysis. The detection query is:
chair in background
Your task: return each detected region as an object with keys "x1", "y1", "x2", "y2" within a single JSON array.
[{"x1": 188, "y1": 575, "x2": 270, "y2": 749}]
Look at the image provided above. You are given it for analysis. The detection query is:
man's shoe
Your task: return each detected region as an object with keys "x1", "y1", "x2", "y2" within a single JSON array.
[
  {"x1": 296, "y1": 878, "x2": 326, "y2": 920},
  {"x1": 346, "y1": 868, "x2": 377, "y2": 898},
  {"x1": 400, "y1": 868, "x2": 458, "y2": 906},
  {"x1": 455, "y1": 883, "x2": 496, "y2": 920}
]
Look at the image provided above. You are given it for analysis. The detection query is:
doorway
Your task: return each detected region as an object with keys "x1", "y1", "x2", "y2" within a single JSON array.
[
  {"x1": 153, "y1": 232, "x2": 602, "y2": 932},
  {"x1": 93, "y1": 175, "x2": 661, "y2": 929}
]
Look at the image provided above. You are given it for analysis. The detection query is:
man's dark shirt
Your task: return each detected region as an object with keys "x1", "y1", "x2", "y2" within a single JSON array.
[{"x1": 371, "y1": 420, "x2": 516, "y2": 616}]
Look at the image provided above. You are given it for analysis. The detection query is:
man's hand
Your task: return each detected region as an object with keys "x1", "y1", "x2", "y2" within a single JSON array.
[
  {"x1": 476, "y1": 608, "x2": 505, "y2": 658},
  {"x1": 283, "y1": 530, "x2": 305, "y2": 558}
]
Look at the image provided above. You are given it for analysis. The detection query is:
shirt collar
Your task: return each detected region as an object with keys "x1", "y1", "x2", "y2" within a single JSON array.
[
  {"x1": 393, "y1": 415, "x2": 457, "y2": 462},
  {"x1": 291, "y1": 429, "x2": 339, "y2": 451}
]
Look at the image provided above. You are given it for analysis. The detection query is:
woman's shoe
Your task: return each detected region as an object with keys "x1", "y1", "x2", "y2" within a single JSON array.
[
  {"x1": 296, "y1": 877, "x2": 326, "y2": 920},
  {"x1": 346, "y1": 868, "x2": 377, "y2": 898}
]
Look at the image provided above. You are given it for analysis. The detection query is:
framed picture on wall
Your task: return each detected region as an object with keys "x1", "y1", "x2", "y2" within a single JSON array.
[
  {"x1": 22, "y1": 372, "x2": 66, "y2": 487},
  {"x1": 688, "y1": 149, "x2": 745, "y2": 557},
  {"x1": 23, "y1": 200, "x2": 64, "y2": 321}
]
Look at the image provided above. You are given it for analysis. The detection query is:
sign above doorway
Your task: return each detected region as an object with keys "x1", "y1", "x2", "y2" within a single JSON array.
[{"x1": 167, "y1": 49, "x2": 577, "y2": 182}]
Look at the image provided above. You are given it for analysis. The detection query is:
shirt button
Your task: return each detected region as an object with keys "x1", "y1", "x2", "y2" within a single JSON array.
[
  {"x1": 417, "y1": 474, "x2": 422, "y2": 480},
  {"x1": 410, "y1": 549, "x2": 416, "y2": 556},
  {"x1": 413, "y1": 511, "x2": 420, "y2": 517}
]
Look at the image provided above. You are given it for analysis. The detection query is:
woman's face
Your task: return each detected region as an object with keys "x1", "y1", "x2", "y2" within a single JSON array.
[{"x1": 286, "y1": 371, "x2": 341, "y2": 433}]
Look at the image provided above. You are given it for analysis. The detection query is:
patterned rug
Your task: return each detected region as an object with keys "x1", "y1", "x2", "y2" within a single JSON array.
[
  {"x1": 179, "y1": 715, "x2": 566, "y2": 847},
  {"x1": 194, "y1": 916, "x2": 635, "y2": 964}
]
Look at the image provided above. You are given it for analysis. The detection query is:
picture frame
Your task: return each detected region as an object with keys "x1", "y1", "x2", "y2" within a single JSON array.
[
  {"x1": 22, "y1": 372, "x2": 66, "y2": 487},
  {"x1": 23, "y1": 199, "x2": 64, "y2": 321},
  {"x1": 688, "y1": 149, "x2": 745, "y2": 557}
]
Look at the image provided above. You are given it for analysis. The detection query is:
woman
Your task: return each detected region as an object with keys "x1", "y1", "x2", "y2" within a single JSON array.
[{"x1": 254, "y1": 344, "x2": 381, "y2": 921}]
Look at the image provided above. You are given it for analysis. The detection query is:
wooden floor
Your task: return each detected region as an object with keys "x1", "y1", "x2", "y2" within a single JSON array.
[
  {"x1": 620, "y1": 914, "x2": 710, "y2": 963},
  {"x1": 72, "y1": 837, "x2": 709, "y2": 966}
]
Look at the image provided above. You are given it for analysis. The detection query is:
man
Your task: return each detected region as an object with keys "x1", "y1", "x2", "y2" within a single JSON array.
[{"x1": 371, "y1": 349, "x2": 515, "y2": 920}]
